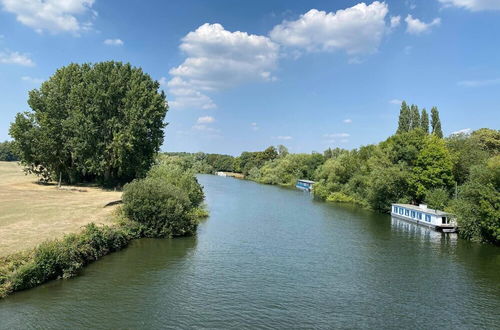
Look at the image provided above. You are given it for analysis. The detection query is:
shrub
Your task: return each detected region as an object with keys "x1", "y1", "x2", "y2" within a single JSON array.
[{"x1": 122, "y1": 178, "x2": 198, "y2": 237}]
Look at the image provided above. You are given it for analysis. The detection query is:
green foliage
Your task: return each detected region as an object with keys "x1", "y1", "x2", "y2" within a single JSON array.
[
  {"x1": 431, "y1": 107, "x2": 443, "y2": 138},
  {"x1": 410, "y1": 135, "x2": 454, "y2": 201},
  {"x1": 9, "y1": 61, "x2": 167, "y2": 186},
  {"x1": 410, "y1": 104, "x2": 421, "y2": 130},
  {"x1": 0, "y1": 141, "x2": 18, "y2": 161},
  {"x1": 367, "y1": 162, "x2": 410, "y2": 211},
  {"x1": 424, "y1": 188, "x2": 450, "y2": 211},
  {"x1": 122, "y1": 177, "x2": 198, "y2": 238},
  {"x1": 258, "y1": 153, "x2": 324, "y2": 186},
  {"x1": 420, "y1": 108, "x2": 429, "y2": 134},
  {"x1": 326, "y1": 192, "x2": 359, "y2": 203},
  {"x1": 1, "y1": 223, "x2": 130, "y2": 296},
  {"x1": 397, "y1": 101, "x2": 411, "y2": 133},
  {"x1": 452, "y1": 160, "x2": 500, "y2": 245}
]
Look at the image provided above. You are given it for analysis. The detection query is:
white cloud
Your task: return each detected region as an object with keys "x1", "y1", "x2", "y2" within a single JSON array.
[
  {"x1": 405, "y1": 15, "x2": 441, "y2": 35},
  {"x1": 0, "y1": 50, "x2": 34, "y2": 66},
  {"x1": 324, "y1": 133, "x2": 350, "y2": 138},
  {"x1": 276, "y1": 136, "x2": 293, "y2": 140},
  {"x1": 167, "y1": 23, "x2": 279, "y2": 110},
  {"x1": 104, "y1": 38, "x2": 123, "y2": 46},
  {"x1": 250, "y1": 122, "x2": 259, "y2": 131},
  {"x1": 390, "y1": 15, "x2": 401, "y2": 28},
  {"x1": 389, "y1": 99, "x2": 403, "y2": 104},
  {"x1": 451, "y1": 128, "x2": 472, "y2": 135},
  {"x1": 439, "y1": 0, "x2": 500, "y2": 11},
  {"x1": 457, "y1": 78, "x2": 500, "y2": 87},
  {"x1": 269, "y1": 2, "x2": 390, "y2": 55},
  {"x1": 21, "y1": 76, "x2": 43, "y2": 83},
  {"x1": 343, "y1": 118, "x2": 353, "y2": 124},
  {"x1": 197, "y1": 116, "x2": 215, "y2": 124},
  {"x1": 0, "y1": 0, "x2": 96, "y2": 34}
]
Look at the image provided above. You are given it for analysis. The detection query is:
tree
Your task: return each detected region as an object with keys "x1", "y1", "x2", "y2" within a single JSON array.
[
  {"x1": 420, "y1": 108, "x2": 429, "y2": 134},
  {"x1": 0, "y1": 141, "x2": 18, "y2": 161},
  {"x1": 9, "y1": 62, "x2": 167, "y2": 185},
  {"x1": 452, "y1": 159, "x2": 500, "y2": 245},
  {"x1": 431, "y1": 107, "x2": 443, "y2": 138},
  {"x1": 410, "y1": 104, "x2": 420, "y2": 130},
  {"x1": 397, "y1": 101, "x2": 411, "y2": 133},
  {"x1": 277, "y1": 145, "x2": 289, "y2": 158},
  {"x1": 410, "y1": 135, "x2": 454, "y2": 201}
]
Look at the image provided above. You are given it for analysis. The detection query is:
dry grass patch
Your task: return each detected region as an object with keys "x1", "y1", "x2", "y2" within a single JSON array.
[{"x1": 0, "y1": 162, "x2": 122, "y2": 257}]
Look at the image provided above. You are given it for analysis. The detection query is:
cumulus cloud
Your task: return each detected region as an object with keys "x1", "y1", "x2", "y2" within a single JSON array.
[
  {"x1": 389, "y1": 98, "x2": 403, "y2": 104},
  {"x1": 269, "y1": 2, "x2": 390, "y2": 55},
  {"x1": 21, "y1": 76, "x2": 43, "y2": 83},
  {"x1": 439, "y1": 0, "x2": 500, "y2": 11},
  {"x1": 104, "y1": 38, "x2": 123, "y2": 46},
  {"x1": 167, "y1": 23, "x2": 279, "y2": 110},
  {"x1": 192, "y1": 124, "x2": 220, "y2": 134},
  {"x1": 0, "y1": 50, "x2": 34, "y2": 66},
  {"x1": 405, "y1": 15, "x2": 441, "y2": 35},
  {"x1": 0, "y1": 0, "x2": 96, "y2": 34},
  {"x1": 197, "y1": 116, "x2": 215, "y2": 124},
  {"x1": 250, "y1": 122, "x2": 259, "y2": 131},
  {"x1": 276, "y1": 136, "x2": 293, "y2": 140},
  {"x1": 343, "y1": 118, "x2": 353, "y2": 124},
  {"x1": 390, "y1": 15, "x2": 401, "y2": 28},
  {"x1": 457, "y1": 78, "x2": 500, "y2": 87}
]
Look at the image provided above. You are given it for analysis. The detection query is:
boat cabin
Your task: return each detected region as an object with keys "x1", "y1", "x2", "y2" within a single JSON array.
[
  {"x1": 391, "y1": 203, "x2": 457, "y2": 232},
  {"x1": 296, "y1": 179, "x2": 315, "y2": 192}
]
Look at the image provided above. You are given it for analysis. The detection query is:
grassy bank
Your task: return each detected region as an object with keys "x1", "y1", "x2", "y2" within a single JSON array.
[
  {"x1": 0, "y1": 162, "x2": 122, "y2": 256},
  {"x1": 0, "y1": 161, "x2": 207, "y2": 298}
]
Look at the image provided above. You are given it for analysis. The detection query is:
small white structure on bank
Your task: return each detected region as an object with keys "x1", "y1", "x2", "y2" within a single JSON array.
[
  {"x1": 391, "y1": 203, "x2": 457, "y2": 233},
  {"x1": 215, "y1": 171, "x2": 227, "y2": 177}
]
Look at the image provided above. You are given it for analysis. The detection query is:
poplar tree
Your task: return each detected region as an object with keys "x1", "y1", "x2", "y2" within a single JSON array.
[
  {"x1": 420, "y1": 108, "x2": 429, "y2": 134},
  {"x1": 397, "y1": 101, "x2": 411, "y2": 133},
  {"x1": 410, "y1": 104, "x2": 420, "y2": 130},
  {"x1": 431, "y1": 107, "x2": 443, "y2": 138}
]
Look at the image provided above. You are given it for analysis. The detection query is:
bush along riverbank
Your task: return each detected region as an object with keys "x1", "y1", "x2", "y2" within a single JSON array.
[{"x1": 0, "y1": 162, "x2": 207, "y2": 299}]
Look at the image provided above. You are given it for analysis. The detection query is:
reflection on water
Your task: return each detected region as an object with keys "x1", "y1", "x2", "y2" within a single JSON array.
[{"x1": 391, "y1": 216, "x2": 457, "y2": 245}]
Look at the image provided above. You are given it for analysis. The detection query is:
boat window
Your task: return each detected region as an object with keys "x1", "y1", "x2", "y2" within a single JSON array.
[
  {"x1": 411, "y1": 211, "x2": 415, "y2": 218},
  {"x1": 425, "y1": 215, "x2": 431, "y2": 222},
  {"x1": 399, "y1": 208, "x2": 403, "y2": 215},
  {"x1": 417, "y1": 212, "x2": 422, "y2": 220},
  {"x1": 442, "y1": 217, "x2": 448, "y2": 224},
  {"x1": 405, "y1": 209, "x2": 409, "y2": 216}
]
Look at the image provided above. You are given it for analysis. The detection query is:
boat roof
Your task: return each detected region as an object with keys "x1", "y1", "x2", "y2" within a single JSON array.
[
  {"x1": 393, "y1": 203, "x2": 451, "y2": 216},
  {"x1": 297, "y1": 179, "x2": 315, "y2": 184}
]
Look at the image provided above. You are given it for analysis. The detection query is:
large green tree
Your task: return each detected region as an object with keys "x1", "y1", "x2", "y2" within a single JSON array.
[{"x1": 9, "y1": 61, "x2": 167, "y2": 185}]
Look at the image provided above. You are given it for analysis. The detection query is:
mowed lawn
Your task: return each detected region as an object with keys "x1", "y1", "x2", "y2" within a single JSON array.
[{"x1": 0, "y1": 162, "x2": 122, "y2": 257}]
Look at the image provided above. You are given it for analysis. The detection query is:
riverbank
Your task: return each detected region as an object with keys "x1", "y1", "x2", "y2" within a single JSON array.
[{"x1": 0, "y1": 161, "x2": 207, "y2": 298}]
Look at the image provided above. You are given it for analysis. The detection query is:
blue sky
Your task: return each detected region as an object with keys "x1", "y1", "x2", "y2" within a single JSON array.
[{"x1": 0, "y1": 0, "x2": 499, "y2": 155}]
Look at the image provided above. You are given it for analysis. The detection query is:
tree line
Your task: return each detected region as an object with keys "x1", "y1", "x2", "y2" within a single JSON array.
[{"x1": 170, "y1": 103, "x2": 499, "y2": 245}]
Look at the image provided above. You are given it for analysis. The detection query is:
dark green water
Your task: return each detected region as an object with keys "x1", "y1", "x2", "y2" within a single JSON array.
[{"x1": 1, "y1": 174, "x2": 499, "y2": 329}]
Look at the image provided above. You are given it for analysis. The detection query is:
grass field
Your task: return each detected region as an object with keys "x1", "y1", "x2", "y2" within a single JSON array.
[{"x1": 0, "y1": 162, "x2": 122, "y2": 257}]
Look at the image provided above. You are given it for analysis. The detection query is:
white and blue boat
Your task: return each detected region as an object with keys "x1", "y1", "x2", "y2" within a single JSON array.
[
  {"x1": 391, "y1": 203, "x2": 457, "y2": 233},
  {"x1": 296, "y1": 179, "x2": 314, "y2": 192}
]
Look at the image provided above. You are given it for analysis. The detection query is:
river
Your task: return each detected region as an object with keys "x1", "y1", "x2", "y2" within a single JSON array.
[{"x1": 1, "y1": 174, "x2": 499, "y2": 329}]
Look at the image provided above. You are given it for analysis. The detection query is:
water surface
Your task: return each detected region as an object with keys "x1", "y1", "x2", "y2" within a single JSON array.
[{"x1": 1, "y1": 175, "x2": 499, "y2": 329}]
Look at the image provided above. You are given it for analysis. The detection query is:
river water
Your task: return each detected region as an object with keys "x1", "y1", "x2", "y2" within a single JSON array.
[{"x1": 1, "y1": 174, "x2": 499, "y2": 329}]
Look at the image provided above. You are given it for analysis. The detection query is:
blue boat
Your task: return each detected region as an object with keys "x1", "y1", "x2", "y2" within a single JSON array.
[{"x1": 296, "y1": 179, "x2": 315, "y2": 192}]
